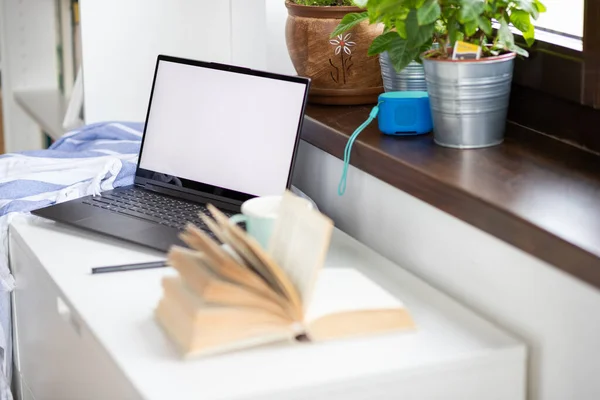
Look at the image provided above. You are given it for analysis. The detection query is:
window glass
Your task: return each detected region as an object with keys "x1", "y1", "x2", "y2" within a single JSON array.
[{"x1": 534, "y1": 0, "x2": 584, "y2": 39}]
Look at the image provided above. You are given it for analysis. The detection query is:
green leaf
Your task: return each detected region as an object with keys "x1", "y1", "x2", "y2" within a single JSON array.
[
  {"x1": 514, "y1": 0, "x2": 539, "y2": 20},
  {"x1": 417, "y1": 0, "x2": 441, "y2": 26},
  {"x1": 366, "y1": 0, "x2": 384, "y2": 8},
  {"x1": 512, "y1": 44, "x2": 530, "y2": 57},
  {"x1": 458, "y1": 0, "x2": 485, "y2": 23},
  {"x1": 497, "y1": 18, "x2": 529, "y2": 57},
  {"x1": 387, "y1": 35, "x2": 421, "y2": 72},
  {"x1": 330, "y1": 12, "x2": 369, "y2": 38},
  {"x1": 396, "y1": 20, "x2": 407, "y2": 38},
  {"x1": 367, "y1": 31, "x2": 399, "y2": 56},
  {"x1": 465, "y1": 19, "x2": 478, "y2": 37},
  {"x1": 373, "y1": 0, "x2": 411, "y2": 19},
  {"x1": 434, "y1": 19, "x2": 445, "y2": 35},
  {"x1": 510, "y1": 10, "x2": 535, "y2": 46},
  {"x1": 442, "y1": 5, "x2": 456, "y2": 20},
  {"x1": 405, "y1": 9, "x2": 435, "y2": 49},
  {"x1": 534, "y1": 0, "x2": 547, "y2": 13},
  {"x1": 380, "y1": 14, "x2": 397, "y2": 30},
  {"x1": 498, "y1": 18, "x2": 514, "y2": 47},
  {"x1": 396, "y1": 5, "x2": 411, "y2": 19},
  {"x1": 478, "y1": 17, "x2": 492, "y2": 36},
  {"x1": 447, "y1": 17, "x2": 462, "y2": 46}
]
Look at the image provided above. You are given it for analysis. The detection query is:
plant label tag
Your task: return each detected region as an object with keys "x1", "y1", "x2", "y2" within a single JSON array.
[{"x1": 452, "y1": 41, "x2": 482, "y2": 60}]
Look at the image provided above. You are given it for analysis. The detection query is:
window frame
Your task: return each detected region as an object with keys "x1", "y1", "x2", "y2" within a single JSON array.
[
  {"x1": 511, "y1": 0, "x2": 599, "y2": 108},
  {"x1": 583, "y1": 0, "x2": 600, "y2": 107},
  {"x1": 505, "y1": 0, "x2": 600, "y2": 154}
]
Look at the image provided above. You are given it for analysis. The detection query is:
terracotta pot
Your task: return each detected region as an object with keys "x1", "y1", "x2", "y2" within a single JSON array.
[{"x1": 285, "y1": 1, "x2": 384, "y2": 105}]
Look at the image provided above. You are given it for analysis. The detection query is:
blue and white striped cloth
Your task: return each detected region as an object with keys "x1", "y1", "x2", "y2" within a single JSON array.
[
  {"x1": 0, "y1": 121, "x2": 144, "y2": 289},
  {"x1": 0, "y1": 121, "x2": 144, "y2": 400},
  {"x1": 0, "y1": 122, "x2": 143, "y2": 219}
]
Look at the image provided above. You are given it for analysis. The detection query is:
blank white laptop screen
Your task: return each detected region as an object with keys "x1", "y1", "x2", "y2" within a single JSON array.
[{"x1": 139, "y1": 60, "x2": 308, "y2": 197}]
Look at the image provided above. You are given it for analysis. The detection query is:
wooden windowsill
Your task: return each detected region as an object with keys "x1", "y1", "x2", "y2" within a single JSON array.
[{"x1": 301, "y1": 104, "x2": 600, "y2": 290}]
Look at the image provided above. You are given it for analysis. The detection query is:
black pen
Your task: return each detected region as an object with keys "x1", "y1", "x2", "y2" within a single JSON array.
[{"x1": 91, "y1": 261, "x2": 169, "y2": 274}]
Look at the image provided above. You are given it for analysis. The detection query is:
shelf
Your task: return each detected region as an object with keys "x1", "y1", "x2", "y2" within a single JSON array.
[
  {"x1": 302, "y1": 104, "x2": 600, "y2": 290},
  {"x1": 14, "y1": 89, "x2": 68, "y2": 141}
]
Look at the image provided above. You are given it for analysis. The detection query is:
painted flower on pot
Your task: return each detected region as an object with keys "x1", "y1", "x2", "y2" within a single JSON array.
[
  {"x1": 330, "y1": 33, "x2": 355, "y2": 55},
  {"x1": 329, "y1": 33, "x2": 355, "y2": 84}
]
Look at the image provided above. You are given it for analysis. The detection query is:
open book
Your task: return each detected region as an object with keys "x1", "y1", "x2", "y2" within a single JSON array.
[{"x1": 155, "y1": 191, "x2": 415, "y2": 357}]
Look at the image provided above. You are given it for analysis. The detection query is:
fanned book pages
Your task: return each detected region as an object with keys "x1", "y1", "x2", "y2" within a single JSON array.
[{"x1": 155, "y1": 191, "x2": 415, "y2": 358}]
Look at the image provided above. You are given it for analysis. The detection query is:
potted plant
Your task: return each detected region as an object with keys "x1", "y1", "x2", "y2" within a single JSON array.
[
  {"x1": 332, "y1": 0, "x2": 433, "y2": 93},
  {"x1": 334, "y1": 0, "x2": 546, "y2": 148},
  {"x1": 285, "y1": 0, "x2": 384, "y2": 105}
]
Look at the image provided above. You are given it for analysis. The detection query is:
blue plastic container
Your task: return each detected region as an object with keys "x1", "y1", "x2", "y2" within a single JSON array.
[{"x1": 377, "y1": 91, "x2": 433, "y2": 136}]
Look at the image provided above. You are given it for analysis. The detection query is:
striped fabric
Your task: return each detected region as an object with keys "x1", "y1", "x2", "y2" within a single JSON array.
[
  {"x1": 0, "y1": 121, "x2": 144, "y2": 288},
  {"x1": 0, "y1": 122, "x2": 143, "y2": 217},
  {"x1": 0, "y1": 122, "x2": 144, "y2": 399}
]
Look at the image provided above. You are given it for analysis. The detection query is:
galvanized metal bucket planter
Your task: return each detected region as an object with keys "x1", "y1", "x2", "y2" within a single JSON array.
[
  {"x1": 421, "y1": 52, "x2": 516, "y2": 149},
  {"x1": 379, "y1": 51, "x2": 427, "y2": 92}
]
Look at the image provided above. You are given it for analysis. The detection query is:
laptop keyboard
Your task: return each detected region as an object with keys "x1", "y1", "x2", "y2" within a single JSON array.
[{"x1": 81, "y1": 188, "x2": 225, "y2": 231}]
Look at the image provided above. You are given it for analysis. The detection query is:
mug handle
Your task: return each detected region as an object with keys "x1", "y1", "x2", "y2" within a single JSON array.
[{"x1": 229, "y1": 214, "x2": 248, "y2": 226}]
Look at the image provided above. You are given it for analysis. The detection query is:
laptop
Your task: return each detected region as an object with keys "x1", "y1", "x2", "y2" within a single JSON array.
[{"x1": 32, "y1": 55, "x2": 310, "y2": 252}]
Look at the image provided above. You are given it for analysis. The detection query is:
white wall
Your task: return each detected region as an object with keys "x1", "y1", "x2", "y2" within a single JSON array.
[
  {"x1": 80, "y1": 0, "x2": 269, "y2": 124},
  {"x1": 292, "y1": 141, "x2": 600, "y2": 400},
  {"x1": 79, "y1": 0, "x2": 298, "y2": 125},
  {"x1": 265, "y1": 0, "x2": 295, "y2": 75},
  {"x1": 231, "y1": 0, "x2": 268, "y2": 71}
]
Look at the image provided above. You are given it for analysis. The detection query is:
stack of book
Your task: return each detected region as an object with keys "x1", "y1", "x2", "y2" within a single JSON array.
[{"x1": 155, "y1": 191, "x2": 415, "y2": 358}]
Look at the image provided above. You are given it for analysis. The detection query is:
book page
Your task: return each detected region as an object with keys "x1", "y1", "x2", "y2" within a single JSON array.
[
  {"x1": 268, "y1": 191, "x2": 334, "y2": 313},
  {"x1": 305, "y1": 268, "x2": 404, "y2": 324},
  {"x1": 167, "y1": 248, "x2": 290, "y2": 319},
  {"x1": 179, "y1": 224, "x2": 279, "y2": 298},
  {"x1": 178, "y1": 225, "x2": 291, "y2": 313},
  {"x1": 198, "y1": 213, "x2": 283, "y2": 294},
  {"x1": 204, "y1": 204, "x2": 304, "y2": 321}
]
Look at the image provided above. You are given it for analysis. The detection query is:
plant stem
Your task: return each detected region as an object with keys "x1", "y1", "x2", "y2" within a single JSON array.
[{"x1": 478, "y1": 29, "x2": 486, "y2": 45}]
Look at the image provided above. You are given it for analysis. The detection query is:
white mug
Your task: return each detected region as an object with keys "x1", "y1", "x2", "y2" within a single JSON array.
[{"x1": 229, "y1": 195, "x2": 313, "y2": 249}]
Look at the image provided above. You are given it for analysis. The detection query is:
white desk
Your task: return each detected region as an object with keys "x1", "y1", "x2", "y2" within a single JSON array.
[{"x1": 9, "y1": 216, "x2": 526, "y2": 400}]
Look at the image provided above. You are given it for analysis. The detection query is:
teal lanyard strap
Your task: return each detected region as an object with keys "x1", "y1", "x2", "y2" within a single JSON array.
[{"x1": 338, "y1": 102, "x2": 381, "y2": 196}]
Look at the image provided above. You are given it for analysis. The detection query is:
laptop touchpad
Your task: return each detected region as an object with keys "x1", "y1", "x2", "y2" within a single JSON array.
[
  {"x1": 76, "y1": 213, "x2": 158, "y2": 234},
  {"x1": 75, "y1": 212, "x2": 182, "y2": 251}
]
